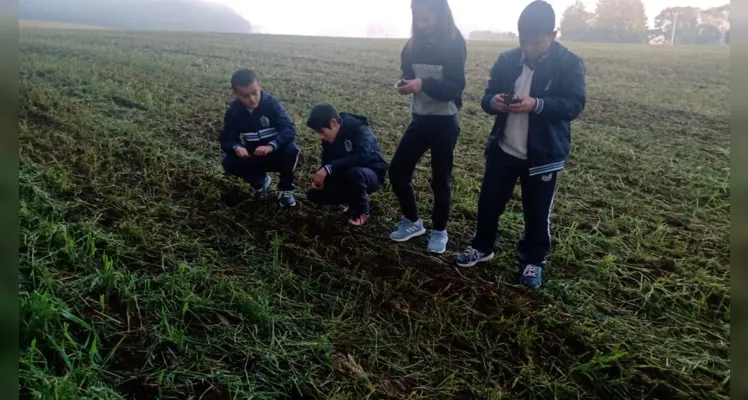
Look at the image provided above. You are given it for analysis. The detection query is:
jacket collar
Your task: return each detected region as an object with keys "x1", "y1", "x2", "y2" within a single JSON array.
[
  {"x1": 518, "y1": 51, "x2": 550, "y2": 67},
  {"x1": 518, "y1": 40, "x2": 560, "y2": 67}
]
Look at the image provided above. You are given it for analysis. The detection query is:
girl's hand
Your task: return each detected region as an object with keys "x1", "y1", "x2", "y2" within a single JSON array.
[{"x1": 397, "y1": 78, "x2": 423, "y2": 95}]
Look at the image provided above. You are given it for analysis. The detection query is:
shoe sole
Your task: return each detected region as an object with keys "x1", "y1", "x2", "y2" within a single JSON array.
[
  {"x1": 456, "y1": 253, "x2": 496, "y2": 268},
  {"x1": 427, "y1": 242, "x2": 448, "y2": 254},
  {"x1": 390, "y1": 228, "x2": 426, "y2": 242}
]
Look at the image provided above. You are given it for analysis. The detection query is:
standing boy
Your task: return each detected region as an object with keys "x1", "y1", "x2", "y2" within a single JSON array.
[
  {"x1": 220, "y1": 68, "x2": 300, "y2": 207},
  {"x1": 455, "y1": 1, "x2": 586, "y2": 288},
  {"x1": 305, "y1": 103, "x2": 388, "y2": 226}
]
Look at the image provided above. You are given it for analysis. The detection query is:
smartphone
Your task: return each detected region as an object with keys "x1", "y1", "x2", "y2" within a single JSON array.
[
  {"x1": 503, "y1": 93, "x2": 520, "y2": 105},
  {"x1": 396, "y1": 79, "x2": 408, "y2": 88}
]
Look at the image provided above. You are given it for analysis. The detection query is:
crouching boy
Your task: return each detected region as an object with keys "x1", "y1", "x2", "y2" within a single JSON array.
[
  {"x1": 305, "y1": 103, "x2": 388, "y2": 226},
  {"x1": 220, "y1": 68, "x2": 300, "y2": 207}
]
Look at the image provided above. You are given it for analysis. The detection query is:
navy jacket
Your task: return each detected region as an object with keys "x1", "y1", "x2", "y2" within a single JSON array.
[
  {"x1": 220, "y1": 92, "x2": 296, "y2": 154},
  {"x1": 321, "y1": 113, "x2": 388, "y2": 182},
  {"x1": 482, "y1": 41, "x2": 586, "y2": 176}
]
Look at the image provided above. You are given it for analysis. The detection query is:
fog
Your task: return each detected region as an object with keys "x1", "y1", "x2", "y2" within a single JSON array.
[
  {"x1": 210, "y1": 0, "x2": 727, "y2": 37},
  {"x1": 20, "y1": 0, "x2": 727, "y2": 37},
  {"x1": 20, "y1": 0, "x2": 252, "y2": 33}
]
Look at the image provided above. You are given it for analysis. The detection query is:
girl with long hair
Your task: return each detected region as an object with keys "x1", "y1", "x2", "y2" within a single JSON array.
[{"x1": 388, "y1": 0, "x2": 467, "y2": 254}]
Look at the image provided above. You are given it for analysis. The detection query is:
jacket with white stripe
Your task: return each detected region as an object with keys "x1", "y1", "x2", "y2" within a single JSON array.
[
  {"x1": 220, "y1": 92, "x2": 296, "y2": 154},
  {"x1": 482, "y1": 41, "x2": 586, "y2": 176}
]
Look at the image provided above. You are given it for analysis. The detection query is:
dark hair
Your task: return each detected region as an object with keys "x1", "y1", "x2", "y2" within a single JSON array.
[
  {"x1": 518, "y1": 0, "x2": 556, "y2": 37},
  {"x1": 306, "y1": 103, "x2": 340, "y2": 132},
  {"x1": 409, "y1": 0, "x2": 459, "y2": 49},
  {"x1": 231, "y1": 69, "x2": 259, "y2": 89}
]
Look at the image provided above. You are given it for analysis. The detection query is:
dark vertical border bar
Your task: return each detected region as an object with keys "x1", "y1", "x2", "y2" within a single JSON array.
[
  {"x1": 731, "y1": 1, "x2": 745, "y2": 399},
  {"x1": 0, "y1": 1, "x2": 19, "y2": 399}
]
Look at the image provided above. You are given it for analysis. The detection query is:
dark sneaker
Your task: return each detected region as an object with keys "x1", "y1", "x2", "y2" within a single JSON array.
[
  {"x1": 252, "y1": 176, "x2": 271, "y2": 199},
  {"x1": 520, "y1": 264, "x2": 544, "y2": 288},
  {"x1": 278, "y1": 190, "x2": 297, "y2": 207},
  {"x1": 455, "y1": 246, "x2": 495, "y2": 267}
]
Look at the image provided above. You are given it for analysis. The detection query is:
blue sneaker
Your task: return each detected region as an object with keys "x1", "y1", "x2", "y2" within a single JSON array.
[
  {"x1": 389, "y1": 217, "x2": 426, "y2": 242},
  {"x1": 252, "y1": 176, "x2": 271, "y2": 199},
  {"x1": 278, "y1": 190, "x2": 296, "y2": 207},
  {"x1": 455, "y1": 246, "x2": 495, "y2": 267},
  {"x1": 520, "y1": 264, "x2": 544, "y2": 288},
  {"x1": 427, "y1": 230, "x2": 449, "y2": 254}
]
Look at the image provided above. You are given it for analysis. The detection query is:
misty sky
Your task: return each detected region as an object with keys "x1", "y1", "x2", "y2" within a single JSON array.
[{"x1": 206, "y1": 0, "x2": 727, "y2": 37}]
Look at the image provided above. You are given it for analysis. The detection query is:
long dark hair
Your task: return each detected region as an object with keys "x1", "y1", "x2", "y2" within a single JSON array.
[{"x1": 409, "y1": 0, "x2": 459, "y2": 50}]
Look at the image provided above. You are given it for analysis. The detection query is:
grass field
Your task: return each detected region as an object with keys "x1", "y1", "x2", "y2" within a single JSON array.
[{"x1": 18, "y1": 27, "x2": 730, "y2": 400}]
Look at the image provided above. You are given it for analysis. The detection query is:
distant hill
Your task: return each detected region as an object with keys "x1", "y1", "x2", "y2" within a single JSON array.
[
  {"x1": 19, "y1": 20, "x2": 106, "y2": 30},
  {"x1": 19, "y1": 0, "x2": 252, "y2": 34}
]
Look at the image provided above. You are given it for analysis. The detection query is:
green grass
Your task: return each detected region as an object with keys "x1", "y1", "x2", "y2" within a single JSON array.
[{"x1": 18, "y1": 28, "x2": 730, "y2": 400}]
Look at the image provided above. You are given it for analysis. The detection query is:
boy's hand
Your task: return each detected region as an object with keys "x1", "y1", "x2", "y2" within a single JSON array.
[
  {"x1": 507, "y1": 95, "x2": 537, "y2": 114},
  {"x1": 492, "y1": 94, "x2": 508, "y2": 111},
  {"x1": 254, "y1": 145, "x2": 274, "y2": 157},
  {"x1": 313, "y1": 168, "x2": 328, "y2": 189},
  {"x1": 235, "y1": 146, "x2": 250, "y2": 158},
  {"x1": 397, "y1": 78, "x2": 423, "y2": 95}
]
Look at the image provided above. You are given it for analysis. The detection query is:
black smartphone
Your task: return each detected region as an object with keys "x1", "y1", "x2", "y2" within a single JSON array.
[
  {"x1": 397, "y1": 79, "x2": 408, "y2": 87},
  {"x1": 503, "y1": 93, "x2": 520, "y2": 104}
]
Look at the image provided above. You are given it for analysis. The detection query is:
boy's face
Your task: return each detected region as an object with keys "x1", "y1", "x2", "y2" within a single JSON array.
[
  {"x1": 233, "y1": 81, "x2": 262, "y2": 109},
  {"x1": 412, "y1": 5, "x2": 437, "y2": 36},
  {"x1": 318, "y1": 118, "x2": 340, "y2": 143},
  {"x1": 519, "y1": 32, "x2": 556, "y2": 61}
]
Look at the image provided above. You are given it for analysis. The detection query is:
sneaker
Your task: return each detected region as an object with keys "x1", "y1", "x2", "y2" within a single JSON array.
[
  {"x1": 348, "y1": 213, "x2": 369, "y2": 227},
  {"x1": 455, "y1": 246, "x2": 495, "y2": 267},
  {"x1": 278, "y1": 190, "x2": 297, "y2": 207},
  {"x1": 252, "y1": 176, "x2": 271, "y2": 199},
  {"x1": 389, "y1": 217, "x2": 426, "y2": 242},
  {"x1": 520, "y1": 264, "x2": 543, "y2": 288},
  {"x1": 427, "y1": 230, "x2": 449, "y2": 254}
]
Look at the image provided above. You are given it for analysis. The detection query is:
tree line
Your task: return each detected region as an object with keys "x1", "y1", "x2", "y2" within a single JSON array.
[{"x1": 560, "y1": 0, "x2": 729, "y2": 45}]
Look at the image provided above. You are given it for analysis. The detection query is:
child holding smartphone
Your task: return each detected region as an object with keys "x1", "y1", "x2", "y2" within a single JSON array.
[
  {"x1": 455, "y1": 1, "x2": 587, "y2": 289},
  {"x1": 389, "y1": 0, "x2": 467, "y2": 254}
]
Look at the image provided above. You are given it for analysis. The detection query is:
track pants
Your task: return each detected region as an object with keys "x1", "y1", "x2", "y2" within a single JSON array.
[
  {"x1": 471, "y1": 148, "x2": 558, "y2": 266},
  {"x1": 222, "y1": 142, "x2": 300, "y2": 191},
  {"x1": 306, "y1": 167, "x2": 383, "y2": 215}
]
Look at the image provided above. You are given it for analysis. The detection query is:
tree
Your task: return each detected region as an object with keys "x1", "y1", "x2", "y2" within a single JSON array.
[
  {"x1": 694, "y1": 24, "x2": 722, "y2": 45},
  {"x1": 654, "y1": 7, "x2": 700, "y2": 45},
  {"x1": 591, "y1": 0, "x2": 648, "y2": 43},
  {"x1": 559, "y1": 0, "x2": 592, "y2": 42}
]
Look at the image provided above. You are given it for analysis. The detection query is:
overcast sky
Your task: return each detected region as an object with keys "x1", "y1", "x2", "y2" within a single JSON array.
[{"x1": 206, "y1": 0, "x2": 727, "y2": 37}]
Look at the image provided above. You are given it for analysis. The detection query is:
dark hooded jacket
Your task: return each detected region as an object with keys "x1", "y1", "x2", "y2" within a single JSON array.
[{"x1": 320, "y1": 113, "x2": 388, "y2": 182}]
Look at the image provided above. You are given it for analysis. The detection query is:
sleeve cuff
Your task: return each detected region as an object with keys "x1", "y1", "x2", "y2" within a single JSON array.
[
  {"x1": 533, "y1": 98, "x2": 544, "y2": 114},
  {"x1": 324, "y1": 164, "x2": 332, "y2": 175},
  {"x1": 269, "y1": 141, "x2": 278, "y2": 150},
  {"x1": 490, "y1": 97, "x2": 500, "y2": 111}
]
